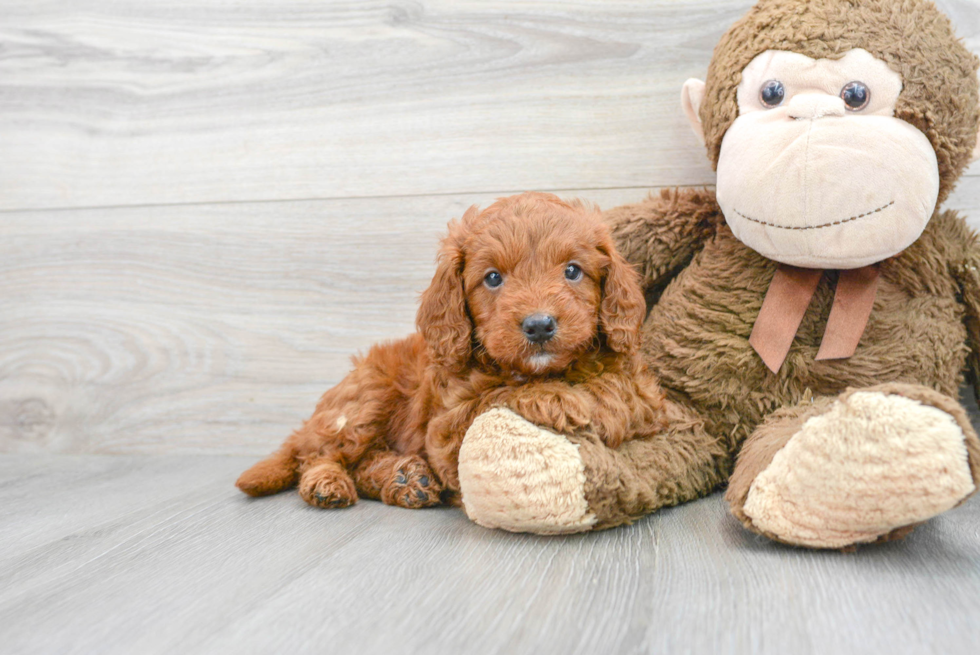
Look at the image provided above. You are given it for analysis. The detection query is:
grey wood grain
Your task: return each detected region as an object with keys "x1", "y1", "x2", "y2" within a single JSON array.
[
  {"x1": 3, "y1": 3, "x2": 980, "y2": 651},
  {"x1": 3, "y1": 0, "x2": 980, "y2": 455},
  {"x1": 0, "y1": 188, "x2": 650, "y2": 454},
  {"x1": 0, "y1": 454, "x2": 978, "y2": 655},
  {"x1": 1, "y1": 0, "x2": 977, "y2": 211},
  {"x1": 3, "y1": 182, "x2": 980, "y2": 455}
]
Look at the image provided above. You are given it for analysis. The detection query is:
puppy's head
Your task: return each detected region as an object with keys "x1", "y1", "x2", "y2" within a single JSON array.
[{"x1": 417, "y1": 192, "x2": 645, "y2": 376}]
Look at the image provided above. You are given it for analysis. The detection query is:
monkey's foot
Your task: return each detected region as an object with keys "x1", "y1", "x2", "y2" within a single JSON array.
[{"x1": 728, "y1": 385, "x2": 979, "y2": 549}]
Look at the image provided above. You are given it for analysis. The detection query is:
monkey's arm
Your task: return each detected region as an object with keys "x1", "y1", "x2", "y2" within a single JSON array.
[
  {"x1": 947, "y1": 212, "x2": 980, "y2": 404},
  {"x1": 605, "y1": 188, "x2": 725, "y2": 298},
  {"x1": 956, "y1": 261, "x2": 980, "y2": 405}
]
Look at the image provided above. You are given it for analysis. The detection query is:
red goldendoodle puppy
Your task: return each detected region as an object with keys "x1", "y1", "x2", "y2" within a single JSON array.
[{"x1": 236, "y1": 192, "x2": 666, "y2": 509}]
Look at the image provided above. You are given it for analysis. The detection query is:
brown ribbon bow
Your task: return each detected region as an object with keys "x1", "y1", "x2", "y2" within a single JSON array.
[{"x1": 749, "y1": 264, "x2": 880, "y2": 374}]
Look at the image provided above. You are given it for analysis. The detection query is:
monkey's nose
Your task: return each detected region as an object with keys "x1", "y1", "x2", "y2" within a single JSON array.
[
  {"x1": 522, "y1": 314, "x2": 557, "y2": 344},
  {"x1": 786, "y1": 93, "x2": 845, "y2": 120}
]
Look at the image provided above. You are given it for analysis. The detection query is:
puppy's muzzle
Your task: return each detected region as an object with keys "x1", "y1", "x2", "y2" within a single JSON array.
[{"x1": 522, "y1": 314, "x2": 557, "y2": 344}]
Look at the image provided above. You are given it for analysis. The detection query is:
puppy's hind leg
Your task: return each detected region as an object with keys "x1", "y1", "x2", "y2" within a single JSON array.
[
  {"x1": 352, "y1": 449, "x2": 443, "y2": 509},
  {"x1": 236, "y1": 448, "x2": 300, "y2": 497}
]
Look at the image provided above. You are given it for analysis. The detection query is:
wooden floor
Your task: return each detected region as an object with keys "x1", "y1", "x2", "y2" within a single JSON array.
[
  {"x1": 1, "y1": 454, "x2": 979, "y2": 655},
  {"x1": 2, "y1": 0, "x2": 980, "y2": 456},
  {"x1": 4, "y1": 1, "x2": 980, "y2": 652}
]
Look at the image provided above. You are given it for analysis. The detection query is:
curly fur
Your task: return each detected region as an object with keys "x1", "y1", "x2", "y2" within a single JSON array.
[{"x1": 236, "y1": 192, "x2": 667, "y2": 509}]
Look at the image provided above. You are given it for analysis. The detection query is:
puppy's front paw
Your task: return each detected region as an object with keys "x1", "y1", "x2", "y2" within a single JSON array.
[
  {"x1": 590, "y1": 407, "x2": 629, "y2": 449},
  {"x1": 508, "y1": 387, "x2": 594, "y2": 435},
  {"x1": 381, "y1": 456, "x2": 443, "y2": 509}
]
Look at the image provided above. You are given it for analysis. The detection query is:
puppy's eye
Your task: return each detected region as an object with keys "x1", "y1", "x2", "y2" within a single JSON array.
[
  {"x1": 484, "y1": 270, "x2": 503, "y2": 289},
  {"x1": 759, "y1": 80, "x2": 785, "y2": 108},
  {"x1": 840, "y1": 81, "x2": 870, "y2": 111},
  {"x1": 564, "y1": 263, "x2": 583, "y2": 282}
]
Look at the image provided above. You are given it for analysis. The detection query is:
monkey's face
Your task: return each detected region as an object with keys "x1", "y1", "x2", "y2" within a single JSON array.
[{"x1": 712, "y1": 48, "x2": 940, "y2": 269}]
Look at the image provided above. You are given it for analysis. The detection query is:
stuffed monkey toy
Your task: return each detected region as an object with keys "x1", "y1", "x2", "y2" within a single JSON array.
[{"x1": 457, "y1": 0, "x2": 980, "y2": 548}]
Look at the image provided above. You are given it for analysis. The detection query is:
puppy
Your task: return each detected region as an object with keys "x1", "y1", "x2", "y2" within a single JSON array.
[{"x1": 236, "y1": 192, "x2": 667, "y2": 509}]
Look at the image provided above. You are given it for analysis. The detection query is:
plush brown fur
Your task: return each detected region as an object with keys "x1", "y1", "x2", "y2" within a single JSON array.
[{"x1": 236, "y1": 193, "x2": 667, "y2": 509}]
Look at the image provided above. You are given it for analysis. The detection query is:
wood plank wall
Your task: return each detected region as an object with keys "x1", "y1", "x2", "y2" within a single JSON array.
[{"x1": 3, "y1": 0, "x2": 980, "y2": 454}]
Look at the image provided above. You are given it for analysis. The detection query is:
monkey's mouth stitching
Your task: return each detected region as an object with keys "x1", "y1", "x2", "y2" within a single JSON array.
[{"x1": 733, "y1": 200, "x2": 895, "y2": 231}]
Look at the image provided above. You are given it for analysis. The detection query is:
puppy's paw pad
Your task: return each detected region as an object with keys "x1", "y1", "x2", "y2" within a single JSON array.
[{"x1": 382, "y1": 458, "x2": 443, "y2": 509}]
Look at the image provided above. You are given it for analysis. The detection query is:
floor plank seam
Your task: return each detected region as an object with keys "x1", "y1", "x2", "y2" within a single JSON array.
[{"x1": 0, "y1": 184, "x2": 715, "y2": 215}]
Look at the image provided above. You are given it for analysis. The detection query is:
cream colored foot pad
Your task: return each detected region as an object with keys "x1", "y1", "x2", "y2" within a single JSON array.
[{"x1": 744, "y1": 392, "x2": 975, "y2": 548}]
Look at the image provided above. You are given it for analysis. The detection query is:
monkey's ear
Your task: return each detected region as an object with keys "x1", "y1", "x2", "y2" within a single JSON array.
[
  {"x1": 416, "y1": 213, "x2": 475, "y2": 370},
  {"x1": 681, "y1": 78, "x2": 706, "y2": 146}
]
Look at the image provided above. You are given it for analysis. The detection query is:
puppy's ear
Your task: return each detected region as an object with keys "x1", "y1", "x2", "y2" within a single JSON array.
[
  {"x1": 598, "y1": 231, "x2": 645, "y2": 354},
  {"x1": 416, "y1": 207, "x2": 476, "y2": 370}
]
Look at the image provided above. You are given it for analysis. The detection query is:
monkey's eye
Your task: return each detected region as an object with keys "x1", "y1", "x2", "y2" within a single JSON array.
[
  {"x1": 840, "y1": 81, "x2": 870, "y2": 111},
  {"x1": 564, "y1": 263, "x2": 583, "y2": 282},
  {"x1": 759, "y1": 80, "x2": 785, "y2": 108},
  {"x1": 484, "y1": 270, "x2": 503, "y2": 289}
]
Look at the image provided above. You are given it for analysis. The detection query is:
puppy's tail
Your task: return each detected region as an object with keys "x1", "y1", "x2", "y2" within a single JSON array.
[{"x1": 236, "y1": 449, "x2": 300, "y2": 497}]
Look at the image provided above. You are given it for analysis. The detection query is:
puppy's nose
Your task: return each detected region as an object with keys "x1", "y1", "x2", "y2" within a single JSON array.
[{"x1": 522, "y1": 314, "x2": 557, "y2": 344}]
